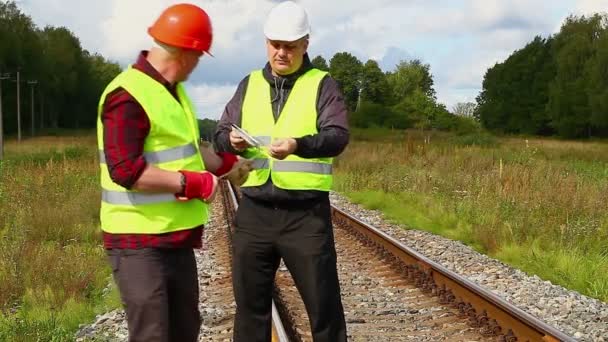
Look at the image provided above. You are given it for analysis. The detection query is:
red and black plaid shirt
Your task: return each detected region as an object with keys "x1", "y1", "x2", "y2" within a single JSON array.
[{"x1": 101, "y1": 51, "x2": 202, "y2": 249}]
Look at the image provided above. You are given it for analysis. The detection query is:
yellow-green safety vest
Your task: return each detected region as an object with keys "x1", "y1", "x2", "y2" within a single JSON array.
[
  {"x1": 241, "y1": 68, "x2": 333, "y2": 191},
  {"x1": 96, "y1": 67, "x2": 208, "y2": 234}
]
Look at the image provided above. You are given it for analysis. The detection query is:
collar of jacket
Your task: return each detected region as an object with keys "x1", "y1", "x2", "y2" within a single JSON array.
[{"x1": 262, "y1": 53, "x2": 314, "y2": 89}]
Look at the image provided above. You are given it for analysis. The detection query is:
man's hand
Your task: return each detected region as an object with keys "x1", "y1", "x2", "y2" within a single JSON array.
[
  {"x1": 230, "y1": 128, "x2": 250, "y2": 152},
  {"x1": 224, "y1": 157, "x2": 254, "y2": 186},
  {"x1": 269, "y1": 138, "x2": 297, "y2": 160},
  {"x1": 206, "y1": 174, "x2": 219, "y2": 202},
  {"x1": 177, "y1": 170, "x2": 219, "y2": 203}
]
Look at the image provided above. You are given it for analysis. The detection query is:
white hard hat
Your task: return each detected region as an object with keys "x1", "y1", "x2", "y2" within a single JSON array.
[{"x1": 264, "y1": 1, "x2": 310, "y2": 41}]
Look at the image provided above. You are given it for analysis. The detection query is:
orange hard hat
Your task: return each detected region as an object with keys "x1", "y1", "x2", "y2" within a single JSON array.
[{"x1": 148, "y1": 3, "x2": 213, "y2": 53}]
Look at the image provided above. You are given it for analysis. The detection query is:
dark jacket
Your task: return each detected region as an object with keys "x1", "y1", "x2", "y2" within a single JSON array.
[{"x1": 214, "y1": 54, "x2": 349, "y2": 203}]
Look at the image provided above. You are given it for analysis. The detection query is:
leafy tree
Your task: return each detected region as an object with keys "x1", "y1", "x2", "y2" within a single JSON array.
[
  {"x1": 392, "y1": 89, "x2": 440, "y2": 130},
  {"x1": 585, "y1": 19, "x2": 608, "y2": 135},
  {"x1": 477, "y1": 14, "x2": 608, "y2": 138},
  {"x1": 476, "y1": 62, "x2": 507, "y2": 132},
  {"x1": 548, "y1": 15, "x2": 602, "y2": 138},
  {"x1": 311, "y1": 55, "x2": 328, "y2": 71},
  {"x1": 452, "y1": 102, "x2": 477, "y2": 117},
  {"x1": 360, "y1": 60, "x2": 390, "y2": 105},
  {"x1": 41, "y1": 26, "x2": 85, "y2": 128},
  {"x1": 477, "y1": 34, "x2": 558, "y2": 135},
  {"x1": 481, "y1": 36, "x2": 556, "y2": 134},
  {"x1": 329, "y1": 52, "x2": 363, "y2": 111},
  {"x1": 78, "y1": 51, "x2": 121, "y2": 128},
  {"x1": 0, "y1": 1, "x2": 41, "y2": 134},
  {"x1": 351, "y1": 100, "x2": 399, "y2": 128},
  {"x1": 386, "y1": 59, "x2": 435, "y2": 103},
  {"x1": 198, "y1": 119, "x2": 218, "y2": 141}
]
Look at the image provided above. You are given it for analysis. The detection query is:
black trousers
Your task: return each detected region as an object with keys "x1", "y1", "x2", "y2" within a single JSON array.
[
  {"x1": 107, "y1": 248, "x2": 200, "y2": 342},
  {"x1": 232, "y1": 195, "x2": 347, "y2": 342}
]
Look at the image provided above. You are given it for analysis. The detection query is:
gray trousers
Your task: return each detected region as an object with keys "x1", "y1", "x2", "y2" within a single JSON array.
[{"x1": 106, "y1": 248, "x2": 200, "y2": 342}]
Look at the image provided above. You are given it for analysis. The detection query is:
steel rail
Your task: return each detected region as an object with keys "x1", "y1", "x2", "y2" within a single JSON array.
[{"x1": 332, "y1": 206, "x2": 575, "y2": 342}]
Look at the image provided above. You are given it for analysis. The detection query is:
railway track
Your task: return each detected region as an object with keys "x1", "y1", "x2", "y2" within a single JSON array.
[
  {"x1": 199, "y1": 181, "x2": 289, "y2": 341},
  {"x1": 205, "y1": 181, "x2": 575, "y2": 341}
]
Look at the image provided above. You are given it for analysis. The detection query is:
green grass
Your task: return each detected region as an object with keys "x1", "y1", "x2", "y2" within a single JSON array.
[
  {"x1": 345, "y1": 190, "x2": 485, "y2": 252},
  {"x1": 0, "y1": 288, "x2": 121, "y2": 342},
  {"x1": 495, "y1": 243, "x2": 608, "y2": 300},
  {"x1": 0, "y1": 136, "x2": 120, "y2": 340},
  {"x1": 335, "y1": 128, "x2": 608, "y2": 301}
]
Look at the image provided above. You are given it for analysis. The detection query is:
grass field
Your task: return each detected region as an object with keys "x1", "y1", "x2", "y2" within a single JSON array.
[
  {"x1": 0, "y1": 135, "x2": 119, "y2": 341},
  {"x1": 334, "y1": 128, "x2": 608, "y2": 302}
]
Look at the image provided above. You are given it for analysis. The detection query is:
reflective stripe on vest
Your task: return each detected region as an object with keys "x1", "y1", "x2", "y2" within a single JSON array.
[
  {"x1": 251, "y1": 158, "x2": 270, "y2": 170},
  {"x1": 99, "y1": 143, "x2": 197, "y2": 164},
  {"x1": 240, "y1": 68, "x2": 333, "y2": 191},
  {"x1": 97, "y1": 67, "x2": 207, "y2": 234},
  {"x1": 249, "y1": 159, "x2": 331, "y2": 174},
  {"x1": 102, "y1": 190, "x2": 176, "y2": 205},
  {"x1": 272, "y1": 160, "x2": 332, "y2": 174}
]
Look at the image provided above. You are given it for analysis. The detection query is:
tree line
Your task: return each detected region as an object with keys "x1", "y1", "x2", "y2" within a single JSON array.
[
  {"x1": 476, "y1": 14, "x2": 608, "y2": 138},
  {"x1": 311, "y1": 54, "x2": 475, "y2": 132},
  {"x1": 0, "y1": 1, "x2": 120, "y2": 137}
]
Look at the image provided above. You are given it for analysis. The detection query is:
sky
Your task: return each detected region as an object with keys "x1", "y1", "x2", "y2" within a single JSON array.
[{"x1": 8, "y1": 0, "x2": 608, "y2": 119}]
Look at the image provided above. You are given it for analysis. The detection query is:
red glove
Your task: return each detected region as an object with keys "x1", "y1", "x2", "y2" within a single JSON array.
[
  {"x1": 176, "y1": 170, "x2": 217, "y2": 201},
  {"x1": 214, "y1": 152, "x2": 239, "y2": 177}
]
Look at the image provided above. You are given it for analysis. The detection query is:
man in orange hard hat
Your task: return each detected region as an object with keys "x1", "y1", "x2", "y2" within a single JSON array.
[{"x1": 98, "y1": 4, "x2": 247, "y2": 341}]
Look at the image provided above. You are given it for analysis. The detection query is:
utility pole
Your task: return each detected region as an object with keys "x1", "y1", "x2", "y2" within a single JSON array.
[
  {"x1": 16, "y1": 70, "x2": 21, "y2": 142},
  {"x1": 0, "y1": 72, "x2": 11, "y2": 161},
  {"x1": 28, "y1": 80, "x2": 37, "y2": 137}
]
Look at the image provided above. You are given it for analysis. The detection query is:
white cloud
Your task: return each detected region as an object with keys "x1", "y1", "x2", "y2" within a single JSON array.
[
  {"x1": 98, "y1": 0, "x2": 276, "y2": 62},
  {"x1": 98, "y1": 0, "x2": 167, "y2": 61},
  {"x1": 438, "y1": 27, "x2": 542, "y2": 93},
  {"x1": 186, "y1": 83, "x2": 238, "y2": 120},
  {"x1": 16, "y1": 0, "x2": 110, "y2": 53},
  {"x1": 574, "y1": 0, "x2": 608, "y2": 16}
]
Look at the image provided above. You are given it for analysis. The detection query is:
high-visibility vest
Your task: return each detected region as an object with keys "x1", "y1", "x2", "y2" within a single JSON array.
[
  {"x1": 96, "y1": 67, "x2": 208, "y2": 234},
  {"x1": 240, "y1": 69, "x2": 333, "y2": 191}
]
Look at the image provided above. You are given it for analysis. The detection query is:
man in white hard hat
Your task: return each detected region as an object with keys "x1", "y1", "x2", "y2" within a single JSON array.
[{"x1": 214, "y1": 1, "x2": 348, "y2": 341}]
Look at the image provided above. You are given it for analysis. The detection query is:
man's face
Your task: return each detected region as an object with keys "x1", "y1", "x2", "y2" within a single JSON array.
[
  {"x1": 266, "y1": 37, "x2": 309, "y2": 76},
  {"x1": 178, "y1": 49, "x2": 204, "y2": 81}
]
